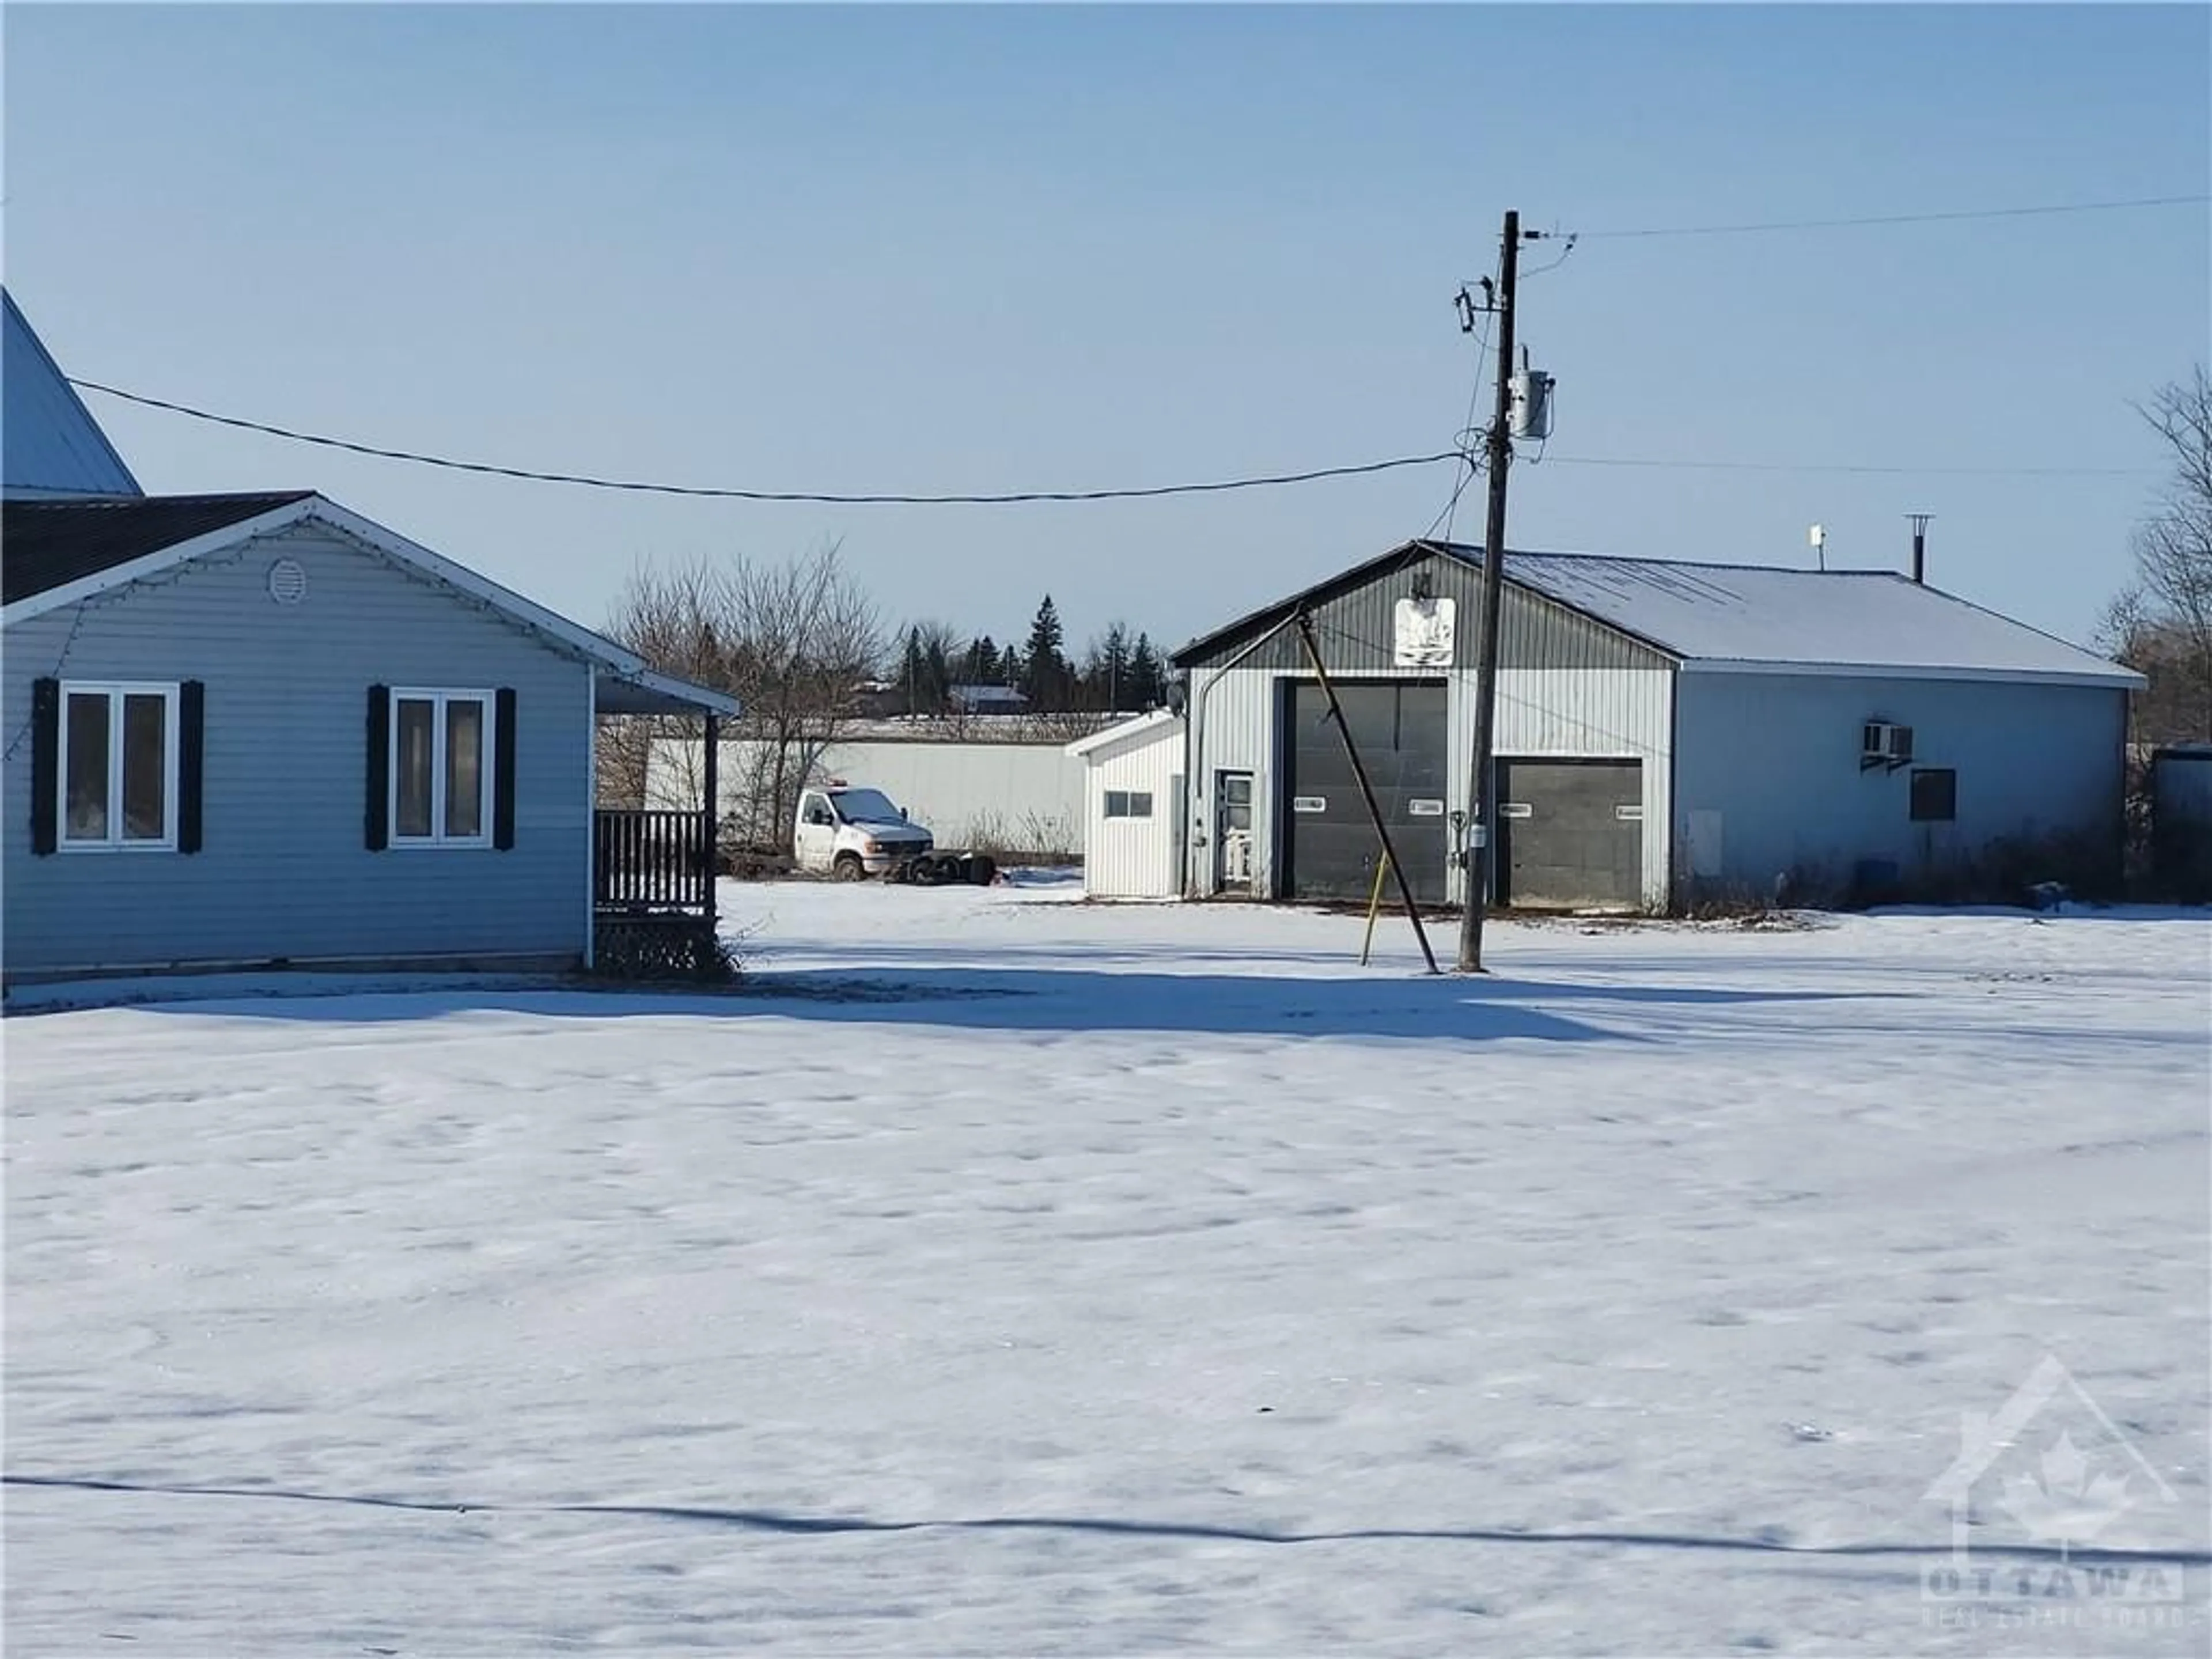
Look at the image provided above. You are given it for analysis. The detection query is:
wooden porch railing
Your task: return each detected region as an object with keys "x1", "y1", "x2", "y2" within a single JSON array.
[{"x1": 594, "y1": 809, "x2": 715, "y2": 914}]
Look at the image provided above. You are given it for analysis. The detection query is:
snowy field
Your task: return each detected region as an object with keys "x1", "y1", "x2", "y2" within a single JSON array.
[{"x1": 6, "y1": 880, "x2": 2209, "y2": 1655}]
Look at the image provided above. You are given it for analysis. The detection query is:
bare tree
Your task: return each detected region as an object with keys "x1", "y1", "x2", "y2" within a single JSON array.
[
  {"x1": 598, "y1": 559, "x2": 728, "y2": 808},
  {"x1": 2108, "y1": 366, "x2": 2212, "y2": 742},
  {"x1": 729, "y1": 541, "x2": 885, "y2": 847},
  {"x1": 603, "y1": 542, "x2": 885, "y2": 849}
]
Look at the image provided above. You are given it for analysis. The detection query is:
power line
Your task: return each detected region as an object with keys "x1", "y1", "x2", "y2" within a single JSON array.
[
  {"x1": 1571, "y1": 192, "x2": 2210, "y2": 240},
  {"x1": 70, "y1": 375, "x2": 2158, "y2": 498},
  {"x1": 1541, "y1": 454, "x2": 2156, "y2": 478},
  {"x1": 68, "y1": 377, "x2": 1458, "y2": 505}
]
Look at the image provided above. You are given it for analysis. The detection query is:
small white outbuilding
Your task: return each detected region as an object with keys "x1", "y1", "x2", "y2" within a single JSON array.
[{"x1": 1065, "y1": 711, "x2": 1185, "y2": 899}]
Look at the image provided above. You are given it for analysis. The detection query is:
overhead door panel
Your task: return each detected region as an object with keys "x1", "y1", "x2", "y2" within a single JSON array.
[
  {"x1": 1283, "y1": 681, "x2": 1450, "y2": 904},
  {"x1": 1497, "y1": 758, "x2": 1642, "y2": 910}
]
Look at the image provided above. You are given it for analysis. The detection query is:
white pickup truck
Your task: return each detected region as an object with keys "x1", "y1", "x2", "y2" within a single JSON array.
[{"x1": 791, "y1": 784, "x2": 996, "y2": 885}]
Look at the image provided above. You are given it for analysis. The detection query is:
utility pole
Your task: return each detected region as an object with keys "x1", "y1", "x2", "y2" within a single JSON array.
[{"x1": 1456, "y1": 209, "x2": 1521, "y2": 974}]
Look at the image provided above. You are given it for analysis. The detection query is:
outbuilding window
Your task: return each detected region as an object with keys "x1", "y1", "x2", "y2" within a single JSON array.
[
  {"x1": 391, "y1": 690, "x2": 493, "y2": 846},
  {"x1": 58, "y1": 682, "x2": 179, "y2": 850},
  {"x1": 1105, "y1": 789, "x2": 1154, "y2": 820},
  {"x1": 1909, "y1": 767, "x2": 1957, "y2": 823}
]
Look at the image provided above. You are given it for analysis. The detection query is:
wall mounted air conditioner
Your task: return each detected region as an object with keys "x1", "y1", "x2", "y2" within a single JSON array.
[{"x1": 1861, "y1": 720, "x2": 1914, "y2": 771}]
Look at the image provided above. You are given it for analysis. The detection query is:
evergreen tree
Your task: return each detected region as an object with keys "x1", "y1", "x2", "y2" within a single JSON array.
[
  {"x1": 899, "y1": 627, "x2": 927, "y2": 716},
  {"x1": 1127, "y1": 632, "x2": 1164, "y2": 709},
  {"x1": 1088, "y1": 622, "x2": 1131, "y2": 711},
  {"x1": 998, "y1": 641, "x2": 1025, "y2": 688},
  {"x1": 922, "y1": 635, "x2": 951, "y2": 713},
  {"x1": 1022, "y1": 595, "x2": 1070, "y2": 709},
  {"x1": 963, "y1": 635, "x2": 997, "y2": 686}
]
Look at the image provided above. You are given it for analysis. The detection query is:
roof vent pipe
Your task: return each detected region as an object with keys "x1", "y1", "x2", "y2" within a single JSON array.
[{"x1": 1908, "y1": 513, "x2": 1933, "y2": 585}]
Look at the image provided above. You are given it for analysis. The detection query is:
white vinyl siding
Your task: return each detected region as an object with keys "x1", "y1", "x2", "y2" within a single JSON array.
[
  {"x1": 1074, "y1": 716, "x2": 1185, "y2": 899},
  {"x1": 391, "y1": 688, "x2": 492, "y2": 847},
  {"x1": 59, "y1": 681, "x2": 177, "y2": 851}
]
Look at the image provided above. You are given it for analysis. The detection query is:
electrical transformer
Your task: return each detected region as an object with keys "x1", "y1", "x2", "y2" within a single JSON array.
[{"x1": 1509, "y1": 368, "x2": 1555, "y2": 441}]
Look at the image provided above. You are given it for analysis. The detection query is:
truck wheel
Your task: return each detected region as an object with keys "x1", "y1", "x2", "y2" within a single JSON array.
[
  {"x1": 966, "y1": 855, "x2": 997, "y2": 887},
  {"x1": 911, "y1": 857, "x2": 943, "y2": 886},
  {"x1": 831, "y1": 853, "x2": 865, "y2": 882}
]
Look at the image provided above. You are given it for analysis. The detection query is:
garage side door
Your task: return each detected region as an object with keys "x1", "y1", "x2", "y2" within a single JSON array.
[
  {"x1": 1284, "y1": 682, "x2": 1450, "y2": 904},
  {"x1": 1496, "y1": 758, "x2": 1642, "y2": 910}
]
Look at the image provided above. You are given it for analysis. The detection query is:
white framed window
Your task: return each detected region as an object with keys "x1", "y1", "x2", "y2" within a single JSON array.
[
  {"x1": 391, "y1": 689, "x2": 494, "y2": 847},
  {"x1": 59, "y1": 681, "x2": 179, "y2": 851},
  {"x1": 1104, "y1": 789, "x2": 1154, "y2": 820}
]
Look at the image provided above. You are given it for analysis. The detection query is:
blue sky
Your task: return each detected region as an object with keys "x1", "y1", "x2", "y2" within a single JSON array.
[{"x1": 6, "y1": 4, "x2": 2207, "y2": 656}]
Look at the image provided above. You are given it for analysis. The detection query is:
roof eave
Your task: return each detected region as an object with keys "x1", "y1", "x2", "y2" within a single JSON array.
[
  {"x1": 1169, "y1": 540, "x2": 1448, "y2": 666},
  {"x1": 0, "y1": 493, "x2": 743, "y2": 715},
  {"x1": 596, "y1": 666, "x2": 741, "y2": 718},
  {"x1": 1, "y1": 495, "x2": 321, "y2": 624},
  {"x1": 1677, "y1": 657, "x2": 2146, "y2": 691},
  {"x1": 1064, "y1": 709, "x2": 1181, "y2": 758}
]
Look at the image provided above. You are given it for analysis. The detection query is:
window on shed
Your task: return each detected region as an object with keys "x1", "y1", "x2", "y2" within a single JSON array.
[
  {"x1": 1104, "y1": 790, "x2": 1154, "y2": 819},
  {"x1": 1909, "y1": 767, "x2": 1957, "y2": 823}
]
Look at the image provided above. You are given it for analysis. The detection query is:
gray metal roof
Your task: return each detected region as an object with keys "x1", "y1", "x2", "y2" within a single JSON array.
[
  {"x1": 2, "y1": 290, "x2": 142, "y2": 500},
  {"x1": 1175, "y1": 539, "x2": 2141, "y2": 689},
  {"x1": 1471, "y1": 544, "x2": 2141, "y2": 687}
]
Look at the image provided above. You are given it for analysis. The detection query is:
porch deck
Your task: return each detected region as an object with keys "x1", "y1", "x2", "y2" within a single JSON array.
[{"x1": 593, "y1": 808, "x2": 720, "y2": 976}]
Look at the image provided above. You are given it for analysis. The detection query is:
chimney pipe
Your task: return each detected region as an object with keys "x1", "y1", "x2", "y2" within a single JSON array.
[{"x1": 1907, "y1": 513, "x2": 1933, "y2": 585}]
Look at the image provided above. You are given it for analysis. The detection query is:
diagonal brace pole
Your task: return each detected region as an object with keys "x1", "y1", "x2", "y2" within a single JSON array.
[{"x1": 1295, "y1": 612, "x2": 1441, "y2": 975}]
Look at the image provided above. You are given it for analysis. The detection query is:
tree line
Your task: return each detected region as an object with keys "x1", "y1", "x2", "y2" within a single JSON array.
[
  {"x1": 892, "y1": 596, "x2": 1171, "y2": 717},
  {"x1": 595, "y1": 550, "x2": 1175, "y2": 840}
]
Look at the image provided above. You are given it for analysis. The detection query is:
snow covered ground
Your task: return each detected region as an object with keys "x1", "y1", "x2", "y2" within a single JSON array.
[{"x1": 6, "y1": 880, "x2": 2208, "y2": 1654}]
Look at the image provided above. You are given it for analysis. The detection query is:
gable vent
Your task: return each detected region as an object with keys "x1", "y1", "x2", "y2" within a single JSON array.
[{"x1": 267, "y1": 557, "x2": 308, "y2": 605}]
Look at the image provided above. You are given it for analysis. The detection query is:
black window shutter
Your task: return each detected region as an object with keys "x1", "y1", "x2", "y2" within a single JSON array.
[
  {"x1": 29, "y1": 677, "x2": 59, "y2": 856},
  {"x1": 365, "y1": 684, "x2": 390, "y2": 851},
  {"x1": 178, "y1": 680, "x2": 206, "y2": 853},
  {"x1": 493, "y1": 687, "x2": 517, "y2": 850}
]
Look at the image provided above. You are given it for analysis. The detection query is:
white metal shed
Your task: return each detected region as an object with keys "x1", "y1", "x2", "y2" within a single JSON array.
[{"x1": 1065, "y1": 712, "x2": 1185, "y2": 899}]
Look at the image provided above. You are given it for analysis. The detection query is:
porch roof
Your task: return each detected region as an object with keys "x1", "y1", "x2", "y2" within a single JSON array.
[{"x1": 596, "y1": 669, "x2": 732, "y2": 718}]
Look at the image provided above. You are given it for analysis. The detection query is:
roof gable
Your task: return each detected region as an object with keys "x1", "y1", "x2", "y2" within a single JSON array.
[
  {"x1": 2, "y1": 491, "x2": 314, "y2": 605},
  {"x1": 1175, "y1": 538, "x2": 2139, "y2": 688},
  {"x1": 1, "y1": 491, "x2": 737, "y2": 717},
  {"x1": 1065, "y1": 709, "x2": 1183, "y2": 760},
  {"x1": 2, "y1": 290, "x2": 142, "y2": 500}
]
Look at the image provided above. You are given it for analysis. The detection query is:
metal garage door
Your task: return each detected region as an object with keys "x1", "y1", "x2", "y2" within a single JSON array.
[
  {"x1": 1283, "y1": 682, "x2": 1450, "y2": 904},
  {"x1": 1496, "y1": 759, "x2": 1643, "y2": 910}
]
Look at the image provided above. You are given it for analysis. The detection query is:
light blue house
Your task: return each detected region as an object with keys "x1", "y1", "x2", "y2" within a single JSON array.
[{"x1": 2, "y1": 292, "x2": 734, "y2": 985}]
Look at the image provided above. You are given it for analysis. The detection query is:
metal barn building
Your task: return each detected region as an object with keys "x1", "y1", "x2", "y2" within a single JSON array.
[{"x1": 1172, "y1": 540, "x2": 2142, "y2": 911}]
